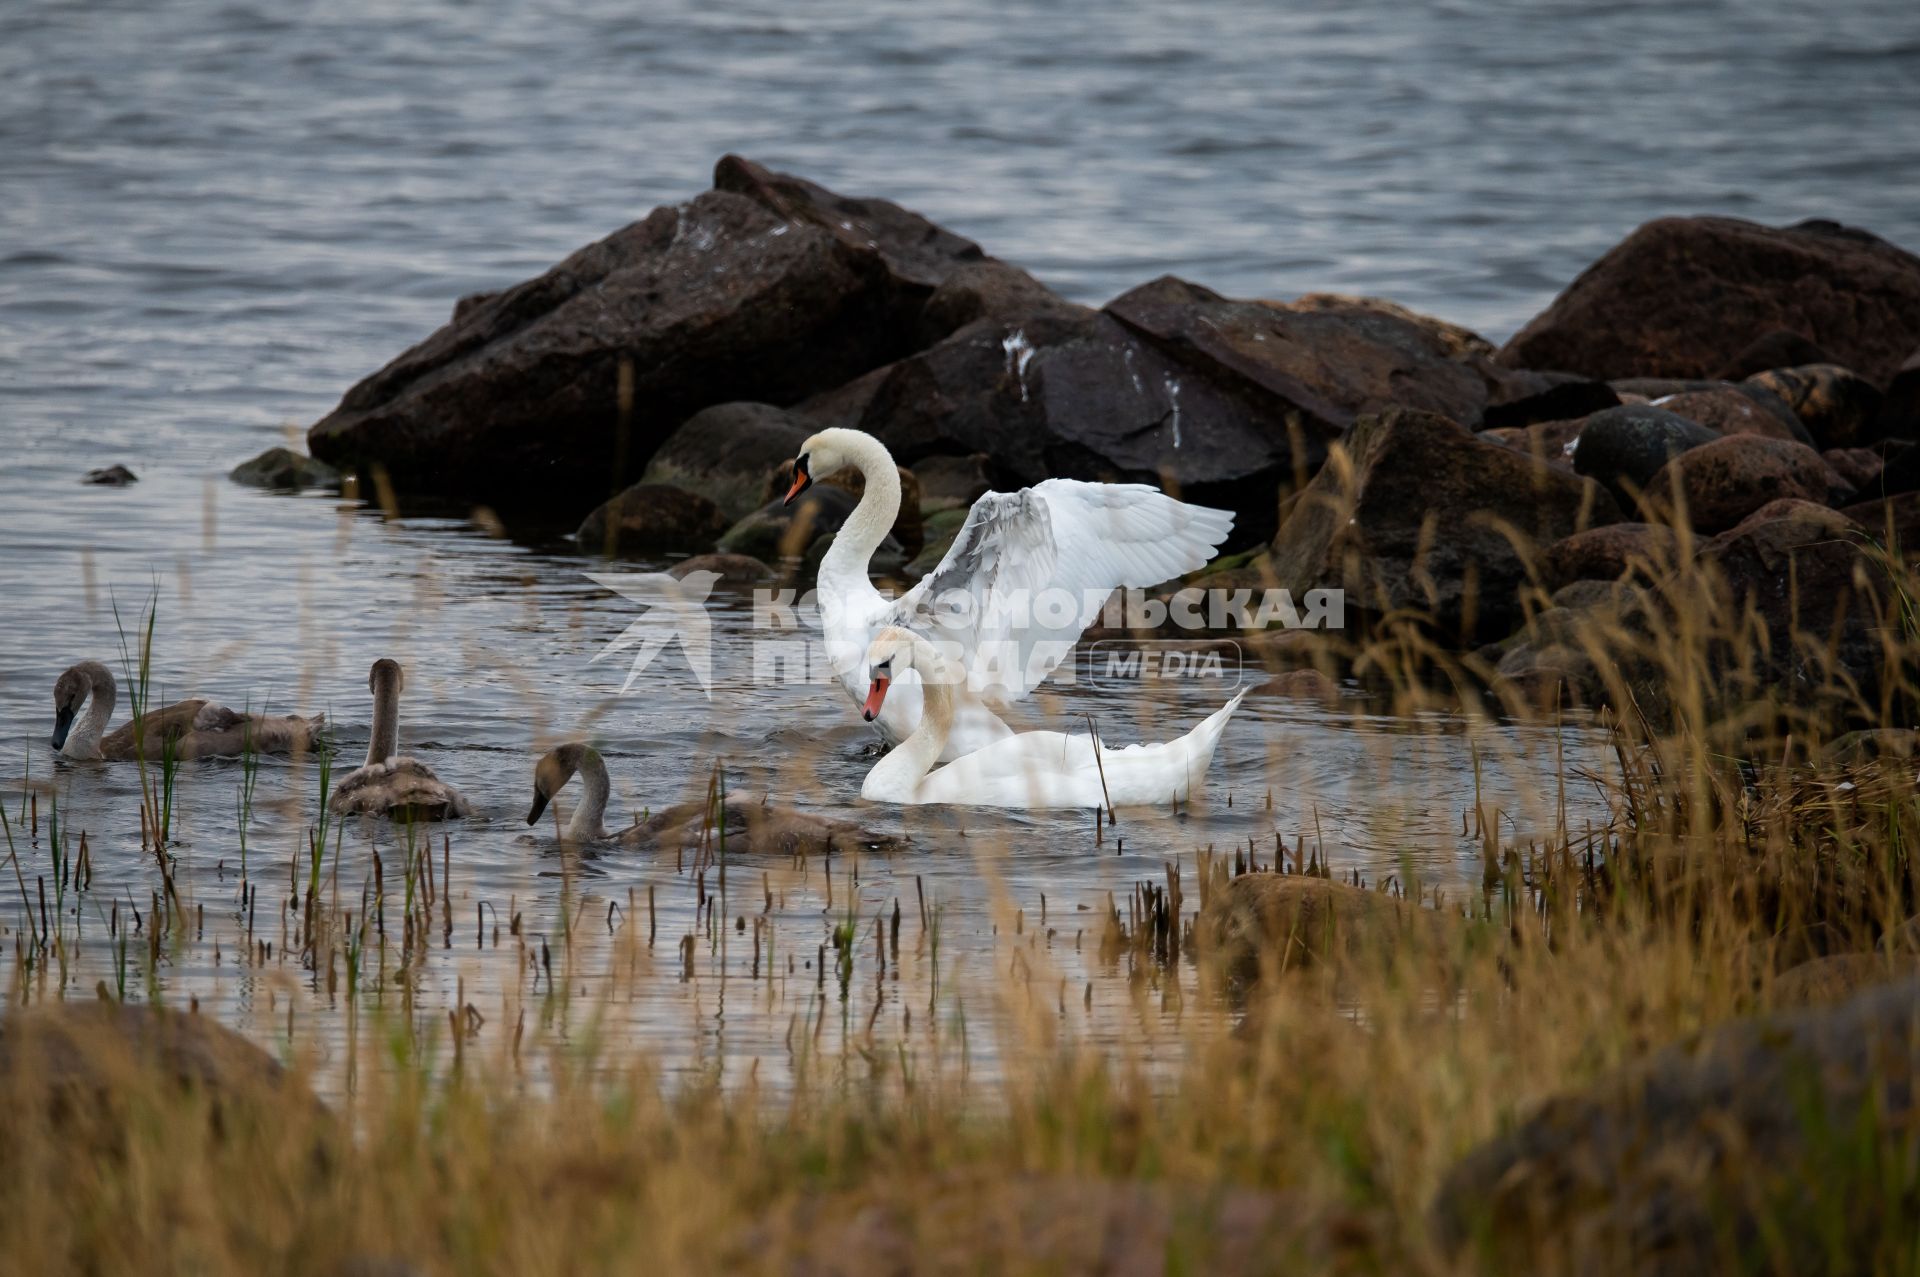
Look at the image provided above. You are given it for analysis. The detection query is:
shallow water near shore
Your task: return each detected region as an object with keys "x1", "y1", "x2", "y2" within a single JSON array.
[{"x1": 4, "y1": 0, "x2": 1914, "y2": 1088}]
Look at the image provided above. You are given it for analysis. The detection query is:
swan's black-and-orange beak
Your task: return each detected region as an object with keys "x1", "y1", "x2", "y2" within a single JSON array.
[
  {"x1": 526, "y1": 789, "x2": 551, "y2": 827},
  {"x1": 862, "y1": 676, "x2": 890, "y2": 722},
  {"x1": 783, "y1": 455, "x2": 812, "y2": 506},
  {"x1": 50, "y1": 705, "x2": 75, "y2": 751}
]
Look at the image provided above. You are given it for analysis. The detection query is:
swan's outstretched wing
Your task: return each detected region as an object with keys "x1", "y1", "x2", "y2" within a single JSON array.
[{"x1": 884, "y1": 479, "x2": 1233, "y2": 700}]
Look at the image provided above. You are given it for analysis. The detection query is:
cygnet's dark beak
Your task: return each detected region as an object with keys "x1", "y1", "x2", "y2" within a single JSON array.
[
  {"x1": 526, "y1": 790, "x2": 551, "y2": 826},
  {"x1": 783, "y1": 455, "x2": 812, "y2": 507},
  {"x1": 50, "y1": 705, "x2": 75, "y2": 751}
]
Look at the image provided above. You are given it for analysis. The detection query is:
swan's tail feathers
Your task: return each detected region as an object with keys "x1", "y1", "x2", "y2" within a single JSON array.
[{"x1": 1180, "y1": 685, "x2": 1251, "y2": 792}]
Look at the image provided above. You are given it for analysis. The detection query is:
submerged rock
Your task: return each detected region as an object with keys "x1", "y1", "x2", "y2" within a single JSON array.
[
  {"x1": 1270, "y1": 408, "x2": 1620, "y2": 642},
  {"x1": 575, "y1": 484, "x2": 730, "y2": 555},
  {"x1": 1431, "y1": 977, "x2": 1920, "y2": 1274},
  {"x1": 669, "y1": 552, "x2": 773, "y2": 583},
  {"x1": 81, "y1": 464, "x2": 137, "y2": 486},
  {"x1": 230, "y1": 446, "x2": 340, "y2": 490},
  {"x1": 1498, "y1": 215, "x2": 1920, "y2": 384}
]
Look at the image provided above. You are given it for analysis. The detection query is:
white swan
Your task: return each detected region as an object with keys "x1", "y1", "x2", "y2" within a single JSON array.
[
  {"x1": 526, "y1": 742, "x2": 906, "y2": 854},
  {"x1": 50, "y1": 660, "x2": 323, "y2": 761},
  {"x1": 328, "y1": 659, "x2": 470, "y2": 821},
  {"x1": 858, "y1": 627, "x2": 1247, "y2": 809},
  {"x1": 783, "y1": 428, "x2": 1234, "y2": 760}
]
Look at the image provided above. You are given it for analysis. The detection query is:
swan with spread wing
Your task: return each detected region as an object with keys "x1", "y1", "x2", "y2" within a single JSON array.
[{"x1": 783, "y1": 428, "x2": 1234, "y2": 758}]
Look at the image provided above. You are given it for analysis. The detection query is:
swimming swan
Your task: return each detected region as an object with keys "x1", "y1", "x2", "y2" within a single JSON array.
[
  {"x1": 858, "y1": 627, "x2": 1247, "y2": 808},
  {"x1": 527, "y1": 742, "x2": 906, "y2": 855},
  {"x1": 783, "y1": 428, "x2": 1234, "y2": 759},
  {"x1": 50, "y1": 659, "x2": 323, "y2": 761},
  {"x1": 327, "y1": 659, "x2": 470, "y2": 820}
]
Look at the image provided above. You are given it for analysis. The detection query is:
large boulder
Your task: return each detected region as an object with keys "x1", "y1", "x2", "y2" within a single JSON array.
[
  {"x1": 1498, "y1": 216, "x2": 1920, "y2": 384},
  {"x1": 1571, "y1": 405, "x2": 1720, "y2": 506},
  {"x1": 1269, "y1": 408, "x2": 1621, "y2": 641},
  {"x1": 1645, "y1": 434, "x2": 1835, "y2": 533},
  {"x1": 1431, "y1": 977, "x2": 1920, "y2": 1275},
  {"x1": 638, "y1": 402, "x2": 814, "y2": 522},
  {"x1": 309, "y1": 158, "x2": 1017, "y2": 510},
  {"x1": 856, "y1": 280, "x2": 1517, "y2": 545},
  {"x1": 575, "y1": 484, "x2": 731, "y2": 555}
]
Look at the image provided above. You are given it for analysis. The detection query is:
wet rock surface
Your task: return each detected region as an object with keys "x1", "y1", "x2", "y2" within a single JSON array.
[
  {"x1": 575, "y1": 484, "x2": 731, "y2": 555},
  {"x1": 1498, "y1": 215, "x2": 1920, "y2": 383},
  {"x1": 230, "y1": 446, "x2": 339, "y2": 490},
  {"x1": 1272, "y1": 408, "x2": 1619, "y2": 641}
]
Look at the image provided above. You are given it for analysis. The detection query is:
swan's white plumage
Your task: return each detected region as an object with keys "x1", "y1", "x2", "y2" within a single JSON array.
[
  {"x1": 886, "y1": 479, "x2": 1237, "y2": 701},
  {"x1": 858, "y1": 627, "x2": 1247, "y2": 809},
  {"x1": 802, "y1": 429, "x2": 1234, "y2": 754}
]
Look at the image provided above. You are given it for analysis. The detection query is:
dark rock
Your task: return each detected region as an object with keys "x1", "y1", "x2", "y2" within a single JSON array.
[
  {"x1": 1481, "y1": 417, "x2": 1585, "y2": 471},
  {"x1": 1823, "y1": 446, "x2": 1883, "y2": 492},
  {"x1": 1498, "y1": 216, "x2": 1920, "y2": 384},
  {"x1": 1431, "y1": 977, "x2": 1920, "y2": 1274},
  {"x1": 1571, "y1": 405, "x2": 1720, "y2": 506},
  {"x1": 1609, "y1": 377, "x2": 1724, "y2": 400},
  {"x1": 639, "y1": 403, "x2": 814, "y2": 522},
  {"x1": 717, "y1": 484, "x2": 909, "y2": 571},
  {"x1": 1199, "y1": 871, "x2": 1455, "y2": 989},
  {"x1": 575, "y1": 484, "x2": 730, "y2": 555},
  {"x1": 1691, "y1": 500, "x2": 1886, "y2": 713},
  {"x1": 1492, "y1": 640, "x2": 1605, "y2": 711},
  {"x1": 1839, "y1": 490, "x2": 1920, "y2": 546},
  {"x1": 229, "y1": 446, "x2": 340, "y2": 490},
  {"x1": 1873, "y1": 347, "x2": 1920, "y2": 440},
  {"x1": 1550, "y1": 579, "x2": 1629, "y2": 611},
  {"x1": 669, "y1": 552, "x2": 773, "y2": 583},
  {"x1": 1540, "y1": 523, "x2": 1680, "y2": 592},
  {"x1": 81, "y1": 464, "x2": 137, "y2": 486},
  {"x1": 1269, "y1": 408, "x2": 1621, "y2": 642},
  {"x1": 0, "y1": 1003, "x2": 325, "y2": 1150},
  {"x1": 1771, "y1": 949, "x2": 1920, "y2": 1007},
  {"x1": 311, "y1": 158, "x2": 998, "y2": 510},
  {"x1": 761, "y1": 461, "x2": 923, "y2": 557},
  {"x1": 911, "y1": 452, "x2": 995, "y2": 512},
  {"x1": 1266, "y1": 291, "x2": 1496, "y2": 359},
  {"x1": 1744, "y1": 364, "x2": 1887, "y2": 449},
  {"x1": 905, "y1": 507, "x2": 969, "y2": 578},
  {"x1": 1712, "y1": 329, "x2": 1839, "y2": 381},
  {"x1": 1653, "y1": 386, "x2": 1809, "y2": 444},
  {"x1": 1646, "y1": 434, "x2": 1834, "y2": 532},
  {"x1": 1480, "y1": 380, "x2": 1619, "y2": 431},
  {"x1": 917, "y1": 259, "x2": 1084, "y2": 343}
]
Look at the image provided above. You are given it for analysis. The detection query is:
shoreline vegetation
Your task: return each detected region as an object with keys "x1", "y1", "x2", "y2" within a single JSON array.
[{"x1": 15, "y1": 155, "x2": 1920, "y2": 1272}]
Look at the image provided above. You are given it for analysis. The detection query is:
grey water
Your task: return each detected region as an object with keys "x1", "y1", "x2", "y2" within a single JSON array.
[{"x1": 0, "y1": 0, "x2": 1914, "y2": 1085}]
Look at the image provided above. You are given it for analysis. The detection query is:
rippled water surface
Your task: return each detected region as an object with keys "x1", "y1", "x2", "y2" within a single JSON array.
[{"x1": 2, "y1": 0, "x2": 1914, "y2": 1086}]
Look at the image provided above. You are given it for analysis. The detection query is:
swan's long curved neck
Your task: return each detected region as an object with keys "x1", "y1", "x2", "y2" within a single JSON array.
[
  {"x1": 566, "y1": 750, "x2": 611, "y2": 840},
  {"x1": 65, "y1": 666, "x2": 117, "y2": 758},
  {"x1": 818, "y1": 433, "x2": 901, "y2": 593},
  {"x1": 875, "y1": 643, "x2": 956, "y2": 796},
  {"x1": 366, "y1": 681, "x2": 401, "y2": 768}
]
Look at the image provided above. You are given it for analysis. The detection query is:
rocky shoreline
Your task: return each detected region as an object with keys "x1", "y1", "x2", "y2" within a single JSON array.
[{"x1": 278, "y1": 155, "x2": 1920, "y2": 725}]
